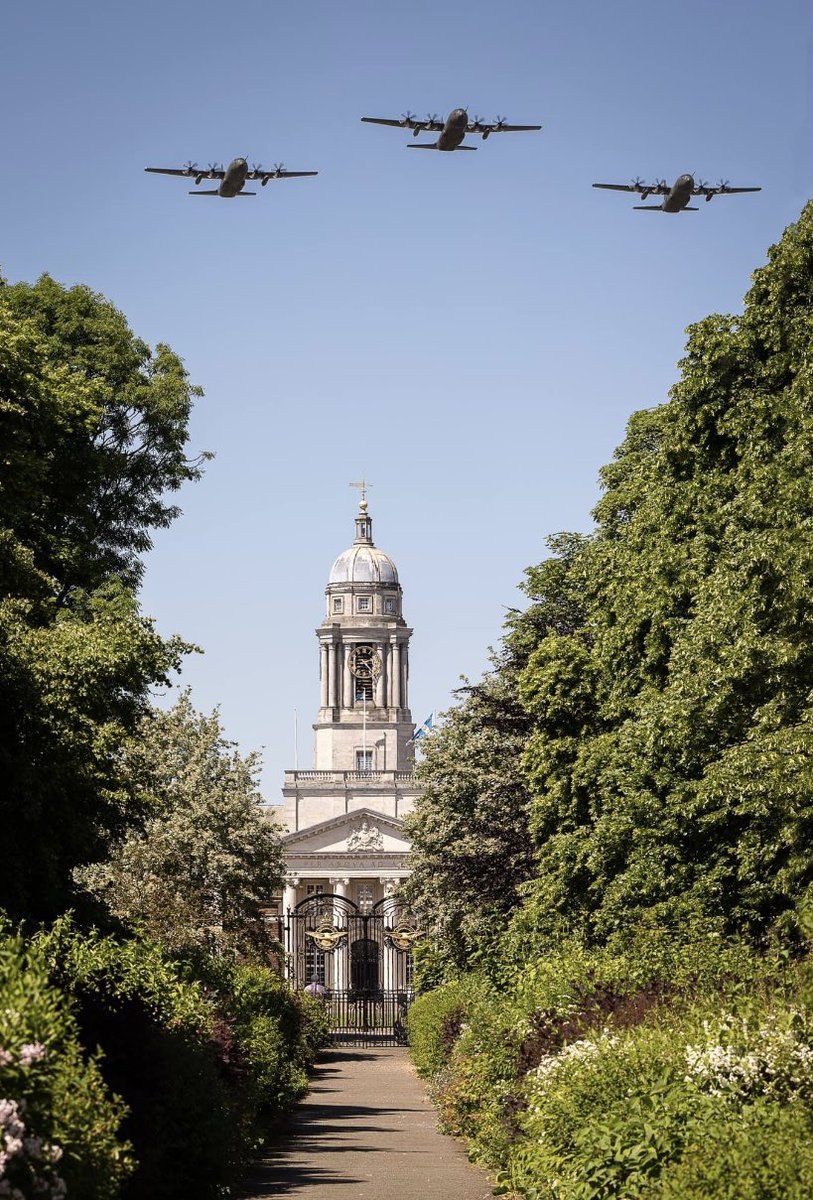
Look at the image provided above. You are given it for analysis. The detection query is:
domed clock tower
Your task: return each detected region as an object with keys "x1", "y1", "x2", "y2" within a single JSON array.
[{"x1": 278, "y1": 491, "x2": 421, "y2": 917}]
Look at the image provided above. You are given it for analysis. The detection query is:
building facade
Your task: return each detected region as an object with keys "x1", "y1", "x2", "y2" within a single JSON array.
[{"x1": 278, "y1": 495, "x2": 421, "y2": 917}]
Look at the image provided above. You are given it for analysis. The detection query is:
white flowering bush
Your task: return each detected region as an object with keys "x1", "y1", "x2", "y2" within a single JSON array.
[
  {"x1": 685, "y1": 1012, "x2": 813, "y2": 1102},
  {"x1": 0, "y1": 929, "x2": 131, "y2": 1200},
  {"x1": 0, "y1": 1091, "x2": 65, "y2": 1199}
]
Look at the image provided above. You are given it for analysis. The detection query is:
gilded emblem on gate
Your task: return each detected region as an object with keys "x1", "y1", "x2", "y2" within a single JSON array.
[
  {"x1": 305, "y1": 919, "x2": 347, "y2": 951},
  {"x1": 386, "y1": 922, "x2": 422, "y2": 951}
]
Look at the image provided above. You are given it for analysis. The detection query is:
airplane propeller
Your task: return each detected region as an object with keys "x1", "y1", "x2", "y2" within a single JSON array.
[
  {"x1": 426, "y1": 112, "x2": 440, "y2": 124},
  {"x1": 251, "y1": 162, "x2": 263, "y2": 174},
  {"x1": 273, "y1": 162, "x2": 286, "y2": 175},
  {"x1": 631, "y1": 176, "x2": 646, "y2": 190},
  {"x1": 207, "y1": 162, "x2": 223, "y2": 176},
  {"x1": 494, "y1": 115, "x2": 507, "y2": 129},
  {"x1": 717, "y1": 179, "x2": 731, "y2": 192},
  {"x1": 183, "y1": 160, "x2": 199, "y2": 175},
  {"x1": 696, "y1": 178, "x2": 714, "y2": 202},
  {"x1": 400, "y1": 110, "x2": 417, "y2": 126}
]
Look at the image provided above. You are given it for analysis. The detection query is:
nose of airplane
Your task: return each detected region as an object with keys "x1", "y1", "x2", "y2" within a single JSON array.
[
  {"x1": 452, "y1": 108, "x2": 466, "y2": 121},
  {"x1": 682, "y1": 174, "x2": 695, "y2": 187}
]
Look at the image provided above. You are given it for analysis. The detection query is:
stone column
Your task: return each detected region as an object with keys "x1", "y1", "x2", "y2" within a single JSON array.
[
  {"x1": 391, "y1": 640, "x2": 401, "y2": 709},
  {"x1": 282, "y1": 876, "x2": 300, "y2": 985},
  {"x1": 374, "y1": 643, "x2": 386, "y2": 708},
  {"x1": 319, "y1": 642, "x2": 329, "y2": 708},
  {"x1": 386, "y1": 643, "x2": 394, "y2": 708},
  {"x1": 343, "y1": 644, "x2": 353, "y2": 709},
  {"x1": 328, "y1": 643, "x2": 337, "y2": 708},
  {"x1": 401, "y1": 647, "x2": 408, "y2": 711},
  {"x1": 329, "y1": 878, "x2": 350, "y2": 991},
  {"x1": 283, "y1": 876, "x2": 300, "y2": 915},
  {"x1": 380, "y1": 878, "x2": 399, "y2": 992}
]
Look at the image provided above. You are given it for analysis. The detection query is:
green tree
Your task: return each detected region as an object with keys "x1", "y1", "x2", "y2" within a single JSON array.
[
  {"x1": 515, "y1": 199, "x2": 813, "y2": 948},
  {"x1": 76, "y1": 693, "x2": 285, "y2": 959},
  {"x1": 405, "y1": 534, "x2": 589, "y2": 976},
  {"x1": 0, "y1": 274, "x2": 204, "y2": 918},
  {"x1": 1, "y1": 273, "x2": 209, "y2": 601}
]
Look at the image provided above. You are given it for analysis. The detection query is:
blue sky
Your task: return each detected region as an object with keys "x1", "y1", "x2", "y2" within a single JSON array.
[{"x1": 3, "y1": 0, "x2": 810, "y2": 795}]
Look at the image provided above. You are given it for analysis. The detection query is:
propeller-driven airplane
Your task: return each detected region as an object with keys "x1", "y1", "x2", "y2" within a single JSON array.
[
  {"x1": 144, "y1": 156, "x2": 318, "y2": 197},
  {"x1": 592, "y1": 173, "x2": 761, "y2": 212},
  {"x1": 360, "y1": 107, "x2": 542, "y2": 151}
]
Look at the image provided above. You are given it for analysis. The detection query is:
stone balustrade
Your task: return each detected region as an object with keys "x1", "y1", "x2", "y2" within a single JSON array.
[{"x1": 284, "y1": 769, "x2": 417, "y2": 786}]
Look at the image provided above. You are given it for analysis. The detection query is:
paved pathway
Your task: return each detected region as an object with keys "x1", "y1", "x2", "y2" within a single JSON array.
[{"x1": 243, "y1": 1047, "x2": 494, "y2": 1199}]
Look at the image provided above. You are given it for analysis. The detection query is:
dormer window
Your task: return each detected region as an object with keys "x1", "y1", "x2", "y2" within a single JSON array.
[{"x1": 357, "y1": 596, "x2": 371, "y2": 612}]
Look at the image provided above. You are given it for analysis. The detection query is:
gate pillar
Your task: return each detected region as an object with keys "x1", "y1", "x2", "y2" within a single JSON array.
[{"x1": 329, "y1": 878, "x2": 350, "y2": 990}]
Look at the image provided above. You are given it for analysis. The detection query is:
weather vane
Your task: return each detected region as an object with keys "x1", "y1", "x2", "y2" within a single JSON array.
[{"x1": 349, "y1": 479, "x2": 373, "y2": 503}]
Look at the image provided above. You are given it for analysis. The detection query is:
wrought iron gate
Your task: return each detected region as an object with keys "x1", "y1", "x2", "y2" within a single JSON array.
[{"x1": 284, "y1": 894, "x2": 416, "y2": 1046}]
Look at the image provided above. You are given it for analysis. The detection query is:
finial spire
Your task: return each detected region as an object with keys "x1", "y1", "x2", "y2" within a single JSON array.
[
  {"x1": 349, "y1": 481, "x2": 374, "y2": 543},
  {"x1": 350, "y1": 479, "x2": 373, "y2": 510}
]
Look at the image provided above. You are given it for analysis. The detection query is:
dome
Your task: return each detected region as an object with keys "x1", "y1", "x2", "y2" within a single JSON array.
[
  {"x1": 328, "y1": 496, "x2": 400, "y2": 586},
  {"x1": 329, "y1": 544, "x2": 399, "y2": 585}
]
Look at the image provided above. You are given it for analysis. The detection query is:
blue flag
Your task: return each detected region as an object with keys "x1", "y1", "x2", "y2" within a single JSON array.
[{"x1": 411, "y1": 712, "x2": 435, "y2": 742}]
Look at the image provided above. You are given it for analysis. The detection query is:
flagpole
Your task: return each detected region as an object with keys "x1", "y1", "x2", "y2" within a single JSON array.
[{"x1": 294, "y1": 709, "x2": 299, "y2": 771}]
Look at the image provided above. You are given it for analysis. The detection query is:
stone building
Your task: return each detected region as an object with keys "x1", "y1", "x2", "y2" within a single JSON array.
[{"x1": 276, "y1": 494, "x2": 420, "y2": 915}]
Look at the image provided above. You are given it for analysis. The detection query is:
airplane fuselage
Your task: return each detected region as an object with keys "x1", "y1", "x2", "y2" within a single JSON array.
[
  {"x1": 218, "y1": 158, "x2": 249, "y2": 197},
  {"x1": 436, "y1": 108, "x2": 469, "y2": 151},
  {"x1": 661, "y1": 173, "x2": 695, "y2": 212}
]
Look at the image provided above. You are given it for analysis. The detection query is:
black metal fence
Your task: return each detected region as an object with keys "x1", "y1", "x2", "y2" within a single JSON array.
[{"x1": 284, "y1": 894, "x2": 416, "y2": 1046}]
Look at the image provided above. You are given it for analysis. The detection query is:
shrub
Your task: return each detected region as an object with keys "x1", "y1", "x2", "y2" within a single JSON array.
[
  {"x1": 38, "y1": 922, "x2": 242, "y2": 1200},
  {"x1": 214, "y1": 960, "x2": 329, "y2": 1117},
  {"x1": 407, "y1": 976, "x2": 479, "y2": 1078},
  {"x1": 0, "y1": 927, "x2": 132, "y2": 1200}
]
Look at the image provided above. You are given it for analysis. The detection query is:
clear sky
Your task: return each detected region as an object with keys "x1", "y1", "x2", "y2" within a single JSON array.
[{"x1": 3, "y1": 0, "x2": 810, "y2": 796}]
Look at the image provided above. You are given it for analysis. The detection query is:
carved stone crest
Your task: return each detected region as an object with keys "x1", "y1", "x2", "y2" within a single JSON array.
[{"x1": 347, "y1": 816, "x2": 384, "y2": 852}]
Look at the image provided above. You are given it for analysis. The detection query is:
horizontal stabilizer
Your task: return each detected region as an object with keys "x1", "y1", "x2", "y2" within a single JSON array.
[
  {"x1": 632, "y1": 205, "x2": 664, "y2": 210},
  {"x1": 453, "y1": 145, "x2": 478, "y2": 150},
  {"x1": 188, "y1": 189, "x2": 220, "y2": 195},
  {"x1": 407, "y1": 143, "x2": 440, "y2": 150}
]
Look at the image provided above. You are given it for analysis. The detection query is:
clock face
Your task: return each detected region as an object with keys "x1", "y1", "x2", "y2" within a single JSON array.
[{"x1": 348, "y1": 645, "x2": 381, "y2": 680}]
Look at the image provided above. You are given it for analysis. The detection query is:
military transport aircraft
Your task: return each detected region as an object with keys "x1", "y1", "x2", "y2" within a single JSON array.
[
  {"x1": 144, "y1": 156, "x2": 318, "y2": 197},
  {"x1": 592, "y1": 173, "x2": 761, "y2": 212},
  {"x1": 360, "y1": 107, "x2": 542, "y2": 151}
]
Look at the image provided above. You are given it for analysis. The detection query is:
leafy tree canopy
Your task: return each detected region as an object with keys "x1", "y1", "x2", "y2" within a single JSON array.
[
  {"x1": 0, "y1": 273, "x2": 205, "y2": 917},
  {"x1": 76, "y1": 693, "x2": 285, "y2": 960},
  {"x1": 515, "y1": 199, "x2": 813, "y2": 950},
  {"x1": 1, "y1": 273, "x2": 209, "y2": 603}
]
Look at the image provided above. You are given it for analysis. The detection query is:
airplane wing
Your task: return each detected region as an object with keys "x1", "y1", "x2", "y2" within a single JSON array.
[
  {"x1": 361, "y1": 116, "x2": 427, "y2": 129},
  {"x1": 470, "y1": 122, "x2": 542, "y2": 133},
  {"x1": 248, "y1": 169, "x2": 319, "y2": 181},
  {"x1": 593, "y1": 180, "x2": 670, "y2": 195},
  {"x1": 145, "y1": 166, "x2": 226, "y2": 178},
  {"x1": 361, "y1": 115, "x2": 444, "y2": 132},
  {"x1": 694, "y1": 184, "x2": 762, "y2": 195}
]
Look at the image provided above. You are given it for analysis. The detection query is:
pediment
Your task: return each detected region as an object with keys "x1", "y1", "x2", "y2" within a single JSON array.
[{"x1": 283, "y1": 807, "x2": 410, "y2": 855}]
